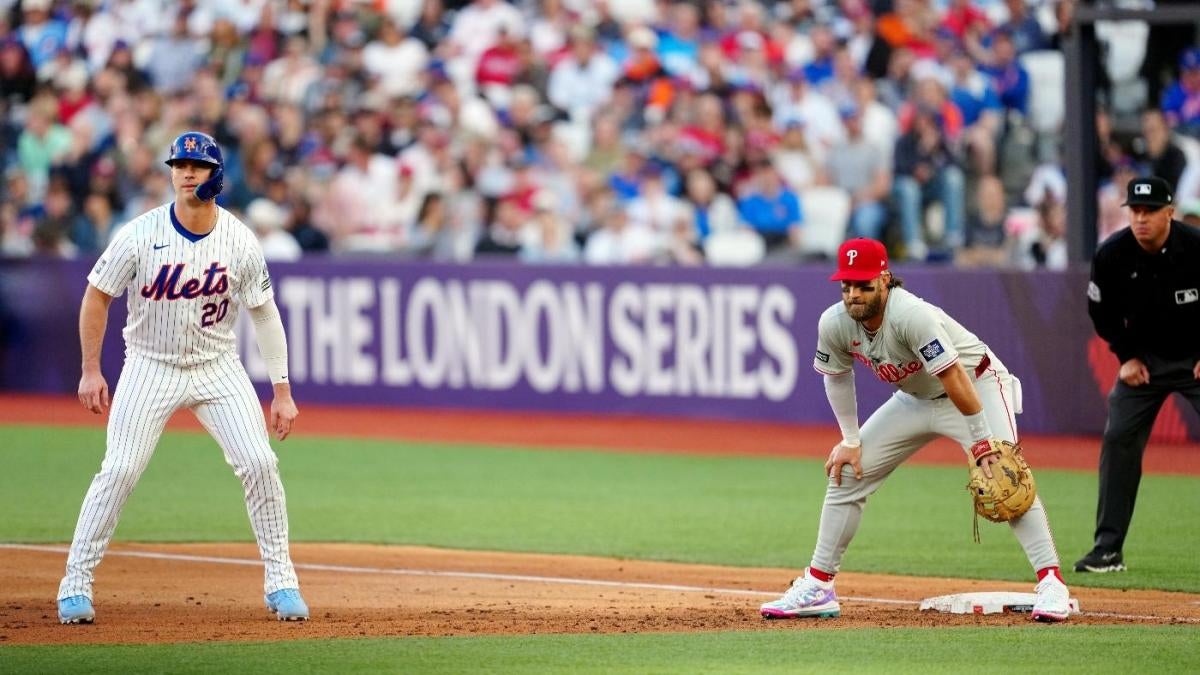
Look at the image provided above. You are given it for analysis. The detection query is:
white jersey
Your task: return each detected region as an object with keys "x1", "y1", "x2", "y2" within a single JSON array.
[
  {"x1": 813, "y1": 287, "x2": 993, "y2": 400},
  {"x1": 88, "y1": 203, "x2": 273, "y2": 367}
]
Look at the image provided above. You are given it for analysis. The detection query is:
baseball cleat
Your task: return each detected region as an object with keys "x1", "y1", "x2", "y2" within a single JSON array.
[
  {"x1": 1073, "y1": 549, "x2": 1125, "y2": 573},
  {"x1": 58, "y1": 595, "x2": 95, "y2": 624},
  {"x1": 760, "y1": 569, "x2": 841, "y2": 619},
  {"x1": 265, "y1": 588, "x2": 309, "y2": 621},
  {"x1": 1031, "y1": 576, "x2": 1071, "y2": 623}
]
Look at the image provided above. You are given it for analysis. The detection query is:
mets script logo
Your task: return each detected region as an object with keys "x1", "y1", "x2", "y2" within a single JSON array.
[
  {"x1": 141, "y1": 262, "x2": 229, "y2": 300},
  {"x1": 184, "y1": 137, "x2": 198, "y2": 151},
  {"x1": 850, "y1": 351, "x2": 922, "y2": 384}
]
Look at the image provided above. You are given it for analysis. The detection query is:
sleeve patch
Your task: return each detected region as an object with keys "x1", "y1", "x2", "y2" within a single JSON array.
[
  {"x1": 815, "y1": 350, "x2": 830, "y2": 363},
  {"x1": 919, "y1": 339, "x2": 945, "y2": 362},
  {"x1": 1087, "y1": 281, "x2": 1101, "y2": 302}
]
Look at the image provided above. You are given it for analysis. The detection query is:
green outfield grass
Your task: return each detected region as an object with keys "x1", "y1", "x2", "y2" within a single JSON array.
[
  {"x1": 4, "y1": 423, "x2": 1198, "y2": 672},
  {"x1": 3, "y1": 425, "x2": 1198, "y2": 592},
  {"x1": 2, "y1": 627, "x2": 1199, "y2": 674}
]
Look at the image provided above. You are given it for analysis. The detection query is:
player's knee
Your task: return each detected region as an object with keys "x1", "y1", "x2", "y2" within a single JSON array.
[
  {"x1": 824, "y1": 478, "x2": 871, "y2": 503},
  {"x1": 236, "y1": 453, "x2": 280, "y2": 480},
  {"x1": 98, "y1": 461, "x2": 146, "y2": 487}
]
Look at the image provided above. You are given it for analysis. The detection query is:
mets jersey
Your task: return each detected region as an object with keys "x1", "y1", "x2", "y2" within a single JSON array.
[
  {"x1": 88, "y1": 203, "x2": 273, "y2": 366},
  {"x1": 812, "y1": 287, "x2": 991, "y2": 399}
]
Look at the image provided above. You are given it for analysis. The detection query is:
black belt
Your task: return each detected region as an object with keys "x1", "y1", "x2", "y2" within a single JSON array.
[{"x1": 931, "y1": 354, "x2": 992, "y2": 399}]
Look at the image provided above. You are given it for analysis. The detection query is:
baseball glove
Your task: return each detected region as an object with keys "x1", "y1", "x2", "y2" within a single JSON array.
[{"x1": 966, "y1": 439, "x2": 1037, "y2": 542}]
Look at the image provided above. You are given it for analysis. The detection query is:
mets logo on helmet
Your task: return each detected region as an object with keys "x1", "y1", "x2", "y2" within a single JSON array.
[{"x1": 184, "y1": 137, "x2": 197, "y2": 151}]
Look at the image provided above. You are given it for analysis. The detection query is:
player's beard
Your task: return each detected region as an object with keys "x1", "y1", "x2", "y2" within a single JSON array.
[{"x1": 844, "y1": 291, "x2": 883, "y2": 323}]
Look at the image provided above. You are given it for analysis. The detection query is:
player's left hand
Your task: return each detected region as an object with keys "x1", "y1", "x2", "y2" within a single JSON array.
[
  {"x1": 825, "y1": 442, "x2": 863, "y2": 486},
  {"x1": 969, "y1": 439, "x2": 1000, "y2": 479},
  {"x1": 978, "y1": 453, "x2": 999, "y2": 480},
  {"x1": 269, "y1": 395, "x2": 299, "y2": 441}
]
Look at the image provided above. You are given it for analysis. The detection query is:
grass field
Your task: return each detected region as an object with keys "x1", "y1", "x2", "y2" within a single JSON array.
[
  {"x1": 3, "y1": 627, "x2": 1199, "y2": 674},
  {"x1": 3, "y1": 423, "x2": 1198, "y2": 672}
]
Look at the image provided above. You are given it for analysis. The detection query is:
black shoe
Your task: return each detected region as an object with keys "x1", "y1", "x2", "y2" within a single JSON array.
[{"x1": 1073, "y1": 549, "x2": 1126, "y2": 573}]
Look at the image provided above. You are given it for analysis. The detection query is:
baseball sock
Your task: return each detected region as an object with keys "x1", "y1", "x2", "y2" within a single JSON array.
[
  {"x1": 1036, "y1": 566, "x2": 1064, "y2": 583},
  {"x1": 808, "y1": 566, "x2": 835, "y2": 583}
]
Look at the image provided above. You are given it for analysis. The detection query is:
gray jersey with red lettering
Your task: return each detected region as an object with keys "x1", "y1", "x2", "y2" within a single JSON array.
[{"x1": 812, "y1": 287, "x2": 990, "y2": 399}]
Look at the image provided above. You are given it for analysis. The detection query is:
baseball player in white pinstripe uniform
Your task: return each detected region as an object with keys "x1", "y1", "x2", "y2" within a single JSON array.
[{"x1": 57, "y1": 132, "x2": 309, "y2": 624}]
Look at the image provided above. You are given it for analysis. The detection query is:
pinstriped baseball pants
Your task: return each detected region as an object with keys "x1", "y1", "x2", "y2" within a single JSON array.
[{"x1": 59, "y1": 353, "x2": 299, "y2": 600}]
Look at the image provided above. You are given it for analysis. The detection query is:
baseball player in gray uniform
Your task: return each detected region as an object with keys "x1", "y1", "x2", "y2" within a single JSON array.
[
  {"x1": 57, "y1": 132, "x2": 309, "y2": 624},
  {"x1": 760, "y1": 238, "x2": 1071, "y2": 622}
]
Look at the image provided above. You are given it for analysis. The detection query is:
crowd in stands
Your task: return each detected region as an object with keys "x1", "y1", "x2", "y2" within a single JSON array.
[{"x1": 2, "y1": 0, "x2": 1199, "y2": 269}]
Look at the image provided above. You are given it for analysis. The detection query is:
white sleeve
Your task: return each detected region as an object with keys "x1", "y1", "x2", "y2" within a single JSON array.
[
  {"x1": 237, "y1": 242, "x2": 274, "y2": 309},
  {"x1": 824, "y1": 371, "x2": 860, "y2": 447},
  {"x1": 901, "y1": 305, "x2": 960, "y2": 376},
  {"x1": 814, "y1": 307, "x2": 853, "y2": 375},
  {"x1": 247, "y1": 299, "x2": 289, "y2": 384},
  {"x1": 86, "y1": 225, "x2": 137, "y2": 296}
]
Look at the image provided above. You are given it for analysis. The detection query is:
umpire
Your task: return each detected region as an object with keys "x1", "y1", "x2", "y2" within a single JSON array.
[{"x1": 1076, "y1": 176, "x2": 1200, "y2": 573}]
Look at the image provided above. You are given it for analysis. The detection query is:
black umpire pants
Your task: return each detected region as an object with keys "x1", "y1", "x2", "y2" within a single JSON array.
[{"x1": 1093, "y1": 354, "x2": 1200, "y2": 553}]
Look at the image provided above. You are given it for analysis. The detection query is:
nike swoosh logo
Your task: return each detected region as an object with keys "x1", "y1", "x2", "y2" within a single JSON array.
[{"x1": 153, "y1": 244, "x2": 169, "y2": 250}]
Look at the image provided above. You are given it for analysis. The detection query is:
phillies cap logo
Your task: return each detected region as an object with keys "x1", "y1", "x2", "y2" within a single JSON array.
[
  {"x1": 831, "y1": 238, "x2": 889, "y2": 281},
  {"x1": 184, "y1": 137, "x2": 197, "y2": 151},
  {"x1": 1134, "y1": 183, "x2": 1151, "y2": 195}
]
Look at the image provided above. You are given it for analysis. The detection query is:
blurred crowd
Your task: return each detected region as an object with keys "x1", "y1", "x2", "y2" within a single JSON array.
[{"x1": 2, "y1": 0, "x2": 1200, "y2": 269}]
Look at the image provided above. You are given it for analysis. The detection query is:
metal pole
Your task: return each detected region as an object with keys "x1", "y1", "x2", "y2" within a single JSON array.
[{"x1": 1063, "y1": 18, "x2": 1099, "y2": 263}]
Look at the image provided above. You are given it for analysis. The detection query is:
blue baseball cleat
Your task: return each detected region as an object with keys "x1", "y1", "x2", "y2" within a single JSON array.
[
  {"x1": 265, "y1": 588, "x2": 309, "y2": 621},
  {"x1": 58, "y1": 595, "x2": 96, "y2": 624}
]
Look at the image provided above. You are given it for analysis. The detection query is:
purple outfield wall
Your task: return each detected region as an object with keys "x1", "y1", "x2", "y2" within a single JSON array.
[{"x1": 2, "y1": 257, "x2": 1196, "y2": 438}]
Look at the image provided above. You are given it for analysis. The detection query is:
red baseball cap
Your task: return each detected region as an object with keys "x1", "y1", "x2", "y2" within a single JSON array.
[{"x1": 830, "y1": 238, "x2": 889, "y2": 282}]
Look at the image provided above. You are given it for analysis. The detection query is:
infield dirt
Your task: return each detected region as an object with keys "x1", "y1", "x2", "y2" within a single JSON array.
[
  {"x1": 3, "y1": 395, "x2": 1197, "y2": 645},
  {"x1": 3, "y1": 542, "x2": 1199, "y2": 645}
]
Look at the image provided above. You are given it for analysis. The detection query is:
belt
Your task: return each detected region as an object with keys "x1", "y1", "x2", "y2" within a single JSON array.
[
  {"x1": 974, "y1": 353, "x2": 992, "y2": 377},
  {"x1": 931, "y1": 354, "x2": 992, "y2": 400}
]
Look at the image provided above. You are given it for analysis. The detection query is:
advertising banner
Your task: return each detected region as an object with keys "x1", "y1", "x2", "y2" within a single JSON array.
[{"x1": 3, "y1": 257, "x2": 1192, "y2": 438}]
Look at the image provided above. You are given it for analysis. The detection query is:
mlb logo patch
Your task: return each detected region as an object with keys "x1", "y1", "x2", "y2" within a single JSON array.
[
  {"x1": 1176, "y1": 288, "x2": 1199, "y2": 305},
  {"x1": 1134, "y1": 183, "x2": 1152, "y2": 195},
  {"x1": 919, "y1": 339, "x2": 945, "y2": 362}
]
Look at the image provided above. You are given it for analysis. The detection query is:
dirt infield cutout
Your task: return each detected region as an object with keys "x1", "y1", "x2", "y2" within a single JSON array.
[{"x1": 2, "y1": 543, "x2": 1197, "y2": 645}]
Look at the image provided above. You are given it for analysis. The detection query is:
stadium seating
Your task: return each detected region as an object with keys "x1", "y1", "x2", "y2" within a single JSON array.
[{"x1": 797, "y1": 186, "x2": 851, "y2": 260}]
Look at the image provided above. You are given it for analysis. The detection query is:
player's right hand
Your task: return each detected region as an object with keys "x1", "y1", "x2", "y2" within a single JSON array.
[
  {"x1": 78, "y1": 370, "x2": 110, "y2": 414},
  {"x1": 1118, "y1": 358, "x2": 1150, "y2": 387},
  {"x1": 825, "y1": 442, "x2": 863, "y2": 487},
  {"x1": 270, "y1": 394, "x2": 299, "y2": 441}
]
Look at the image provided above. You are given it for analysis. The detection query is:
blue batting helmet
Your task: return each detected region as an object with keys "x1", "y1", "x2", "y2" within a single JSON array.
[{"x1": 165, "y1": 131, "x2": 224, "y2": 201}]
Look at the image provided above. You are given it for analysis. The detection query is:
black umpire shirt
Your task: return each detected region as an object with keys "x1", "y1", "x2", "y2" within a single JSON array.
[{"x1": 1088, "y1": 220, "x2": 1200, "y2": 364}]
